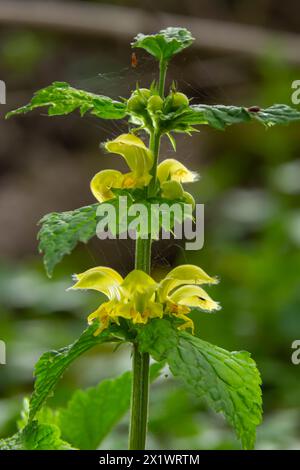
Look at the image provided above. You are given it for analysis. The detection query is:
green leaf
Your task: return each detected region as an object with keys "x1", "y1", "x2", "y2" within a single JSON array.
[
  {"x1": 6, "y1": 81, "x2": 127, "y2": 120},
  {"x1": 38, "y1": 196, "x2": 192, "y2": 277},
  {"x1": 28, "y1": 322, "x2": 121, "y2": 422},
  {"x1": 18, "y1": 398, "x2": 60, "y2": 431},
  {"x1": 164, "y1": 103, "x2": 300, "y2": 132},
  {"x1": 132, "y1": 27, "x2": 194, "y2": 62},
  {"x1": 99, "y1": 192, "x2": 193, "y2": 239},
  {"x1": 58, "y1": 362, "x2": 164, "y2": 450},
  {"x1": 138, "y1": 319, "x2": 262, "y2": 450},
  {"x1": 253, "y1": 104, "x2": 300, "y2": 126},
  {"x1": 58, "y1": 372, "x2": 132, "y2": 450},
  {"x1": 38, "y1": 204, "x2": 99, "y2": 277},
  {"x1": 0, "y1": 421, "x2": 74, "y2": 450}
]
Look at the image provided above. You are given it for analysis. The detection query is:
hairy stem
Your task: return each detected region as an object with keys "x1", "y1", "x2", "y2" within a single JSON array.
[
  {"x1": 129, "y1": 341, "x2": 150, "y2": 450},
  {"x1": 129, "y1": 126, "x2": 161, "y2": 449},
  {"x1": 129, "y1": 55, "x2": 166, "y2": 450}
]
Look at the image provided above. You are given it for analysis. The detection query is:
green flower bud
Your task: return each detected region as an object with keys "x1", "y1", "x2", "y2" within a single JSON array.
[
  {"x1": 172, "y1": 92, "x2": 189, "y2": 108},
  {"x1": 147, "y1": 95, "x2": 164, "y2": 114},
  {"x1": 164, "y1": 91, "x2": 189, "y2": 113},
  {"x1": 127, "y1": 95, "x2": 145, "y2": 114},
  {"x1": 127, "y1": 88, "x2": 151, "y2": 115},
  {"x1": 134, "y1": 88, "x2": 151, "y2": 100}
]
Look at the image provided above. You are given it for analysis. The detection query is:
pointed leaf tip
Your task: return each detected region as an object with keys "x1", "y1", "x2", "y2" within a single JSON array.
[{"x1": 132, "y1": 27, "x2": 194, "y2": 62}]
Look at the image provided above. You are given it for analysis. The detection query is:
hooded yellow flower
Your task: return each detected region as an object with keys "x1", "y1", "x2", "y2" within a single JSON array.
[
  {"x1": 91, "y1": 134, "x2": 154, "y2": 203},
  {"x1": 157, "y1": 158, "x2": 198, "y2": 184},
  {"x1": 157, "y1": 158, "x2": 197, "y2": 205},
  {"x1": 69, "y1": 264, "x2": 219, "y2": 335},
  {"x1": 90, "y1": 169, "x2": 124, "y2": 203}
]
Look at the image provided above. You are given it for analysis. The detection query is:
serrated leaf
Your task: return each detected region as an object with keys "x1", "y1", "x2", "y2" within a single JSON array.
[
  {"x1": 99, "y1": 192, "x2": 192, "y2": 239},
  {"x1": 38, "y1": 204, "x2": 99, "y2": 277},
  {"x1": 58, "y1": 372, "x2": 132, "y2": 450},
  {"x1": 6, "y1": 81, "x2": 127, "y2": 120},
  {"x1": 29, "y1": 322, "x2": 121, "y2": 421},
  {"x1": 166, "y1": 103, "x2": 300, "y2": 132},
  {"x1": 0, "y1": 433, "x2": 21, "y2": 450},
  {"x1": 38, "y1": 197, "x2": 191, "y2": 277},
  {"x1": 58, "y1": 362, "x2": 164, "y2": 450},
  {"x1": 0, "y1": 421, "x2": 74, "y2": 450},
  {"x1": 132, "y1": 27, "x2": 194, "y2": 62},
  {"x1": 138, "y1": 319, "x2": 262, "y2": 450},
  {"x1": 253, "y1": 104, "x2": 300, "y2": 126}
]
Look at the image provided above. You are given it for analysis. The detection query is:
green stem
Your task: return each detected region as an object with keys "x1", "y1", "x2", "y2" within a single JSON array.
[
  {"x1": 148, "y1": 130, "x2": 161, "y2": 197},
  {"x1": 135, "y1": 236, "x2": 152, "y2": 272},
  {"x1": 158, "y1": 59, "x2": 168, "y2": 98},
  {"x1": 129, "y1": 344, "x2": 150, "y2": 450},
  {"x1": 129, "y1": 58, "x2": 166, "y2": 450}
]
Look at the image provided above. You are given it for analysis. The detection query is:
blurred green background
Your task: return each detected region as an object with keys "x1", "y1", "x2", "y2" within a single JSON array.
[{"x1": 0, "y1": 0, "x2": 300, "y2": 450}]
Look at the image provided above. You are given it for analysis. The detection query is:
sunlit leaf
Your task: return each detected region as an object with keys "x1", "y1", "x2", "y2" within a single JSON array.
[
  {"x1": 163, "y1": 103, "x2": 300, "y2": 132},
  {"x1": 38, "y1": 204, "x2": 99, "y2": 277},
  {"x1": 28, "y1": 322, "x2": 122, "y2": 421},
  {"x1": 139, "y1": 319, "x2": 262, "y2": 449},
  {"x1": 6, "y1": 81, "x2": 127, "y2": 120},
  {"x1": 58, "y1": 362, "x2": 164, "y2": 450},
  {"x1": 132, "y1": 27, "x2": 194, "y2": 62},
  {"x1": 99, "y1": 192, "x2": 193, "y2": 239},
  {"x1": 38, "y1": 196, "x2": 192, "y2": 277},
  {"x1": 0, "y1": 421, "x2": 74, "y2": 450}
]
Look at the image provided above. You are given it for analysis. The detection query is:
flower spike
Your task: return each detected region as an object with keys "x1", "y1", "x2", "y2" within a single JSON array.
[{"x1": 69, "y1": 264, "x2": 219, "y2": 334}]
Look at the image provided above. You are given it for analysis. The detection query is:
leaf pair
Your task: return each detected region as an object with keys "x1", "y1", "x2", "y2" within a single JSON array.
[
  {"x1": 0, "y1": 316, "x2": 262, "y2": 450},
  {"x1": 38, "y1": 197, "x2": 193, "y2": 277},
  {"x1": 6, "y1": 81, "x2": 300, "y2": 135}
]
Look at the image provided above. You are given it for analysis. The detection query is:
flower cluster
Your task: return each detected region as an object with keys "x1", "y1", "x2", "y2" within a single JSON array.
[
  {"x1": 90, "y1": 133, "x2": 197, "y2": 205},
  {"x1": 69, "y1": 264, "x2": 220, "y2": 335}
]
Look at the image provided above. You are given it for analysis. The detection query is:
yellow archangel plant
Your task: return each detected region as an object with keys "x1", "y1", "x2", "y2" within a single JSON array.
[{"x1": 4, "y1": 26, "x2": 300, "y2": 452}]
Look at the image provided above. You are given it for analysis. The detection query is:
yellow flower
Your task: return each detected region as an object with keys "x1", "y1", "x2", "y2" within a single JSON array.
[
  {"x1": 157, "y1": 158, "x2": 198, "y2": 184},
  {"x1": 90, "y1": 169, "x2": 123, "y2": 203},
  {"x1": 90, "y1": 134, "x2": 154, "y2": 203},
  {"x1": 158, "y1": 159, "x2": 197, "y2": 204},
  {"x1": 70, "y1": 264, "x2": 219, "y2": 335},
  {"x1": 105, "y1": 134, "x2": 153, "y2": 183},
  {"x1": 90, "y1": 136, "x2": 198, "y2": 205}
]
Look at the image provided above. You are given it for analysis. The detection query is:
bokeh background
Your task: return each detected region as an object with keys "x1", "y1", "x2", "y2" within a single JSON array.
[{"x1": 0, "y1": 0, "x2": 300, "y2": 450}]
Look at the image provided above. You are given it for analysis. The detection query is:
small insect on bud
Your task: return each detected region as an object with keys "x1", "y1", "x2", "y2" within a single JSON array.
[{"x1": 248, "y1": 106, "x2": 261, "y2": 113}]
